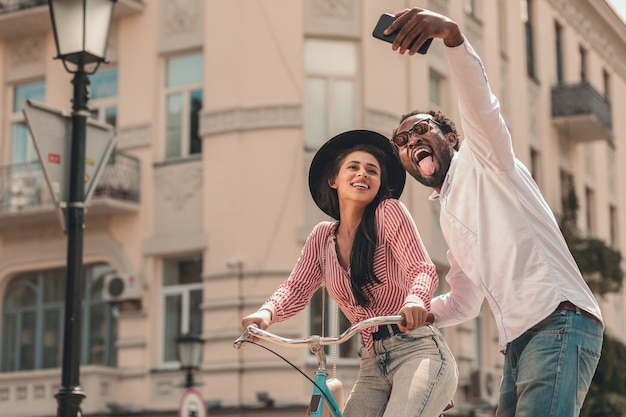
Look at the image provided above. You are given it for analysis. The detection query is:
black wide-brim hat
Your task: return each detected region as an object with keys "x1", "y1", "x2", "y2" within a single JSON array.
[{"x1": 308, "y1": 129, "x2": 406, "y2": 219}]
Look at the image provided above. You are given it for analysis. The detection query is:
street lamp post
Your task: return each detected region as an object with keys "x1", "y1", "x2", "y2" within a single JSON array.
[
  {"x1": 47, "y1": 1, "x2": 117, "y2": 417},
  {"x1": 176, "y1": 333, "x2": 205, "y2": 388}
]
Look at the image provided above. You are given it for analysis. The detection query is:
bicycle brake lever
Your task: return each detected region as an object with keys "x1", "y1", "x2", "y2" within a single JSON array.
[{"x1": 233, "y1": 324, "x2": 259, "y2": 349}]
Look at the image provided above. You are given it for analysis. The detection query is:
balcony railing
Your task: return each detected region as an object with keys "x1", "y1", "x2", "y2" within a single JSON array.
[
  {"x1": 0, "y1": 0, "x2": 46, "y2": 14},
  {"x1": 92, "y1": 151, "x2": 141, "y2": 204},
  {"x1": 0, "y1": 151, "x2": 140, "y2": 219},
  {"x1": 551, "y1": 81, "x2": 613, "y2": 143}
]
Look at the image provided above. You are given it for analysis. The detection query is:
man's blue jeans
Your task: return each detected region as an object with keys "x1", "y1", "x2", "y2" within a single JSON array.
[{"x1": 496, "y1": 305, "x2": 603, "y2": 417}]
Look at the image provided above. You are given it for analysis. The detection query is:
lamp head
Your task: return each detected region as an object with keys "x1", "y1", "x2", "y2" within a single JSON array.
[{"x1": 48, "y1": 0, "x2": 117, "y2": 67}]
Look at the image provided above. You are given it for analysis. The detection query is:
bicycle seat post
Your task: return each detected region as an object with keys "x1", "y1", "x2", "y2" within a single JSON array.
[{"x1": 308, "y1": 336, "x2": 327, "y2": 372}]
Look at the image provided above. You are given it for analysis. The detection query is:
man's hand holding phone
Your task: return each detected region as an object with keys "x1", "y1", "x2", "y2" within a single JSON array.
[
  {"x1": 372, "y1": 13, "x2": 432, "y2": 55},
  {"x1": 372, "y1": 8, "x2": 463, "y2": 55}
]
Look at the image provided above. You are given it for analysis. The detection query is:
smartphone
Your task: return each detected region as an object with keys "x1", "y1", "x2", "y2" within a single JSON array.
[{"x1": 372, "y1": 13, "x2": 433, "y2": 55}]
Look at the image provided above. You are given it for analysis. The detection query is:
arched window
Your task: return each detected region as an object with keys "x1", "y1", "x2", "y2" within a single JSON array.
[{"x1": 2, "y1": 263, "x2": 118, "y2": 372}]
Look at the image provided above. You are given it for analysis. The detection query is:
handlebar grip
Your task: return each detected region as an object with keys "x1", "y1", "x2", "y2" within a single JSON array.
[{"x1": 400, "y1": 312, "x2": 435, "y2": 326}]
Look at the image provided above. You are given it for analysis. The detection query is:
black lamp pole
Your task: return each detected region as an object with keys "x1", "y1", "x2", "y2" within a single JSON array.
[
  {"x1": 176, "y1": 333, "x2": 204, "y2": 390},
  {"x1": 47, "y1": 2, "x2": 117, "y2": 416},
  {"x1": 55, "y1": 60, "x2": 90, "y2": 417},
  {"x1": 184, "y1": 366, "x2": 195, "y2": 389}
]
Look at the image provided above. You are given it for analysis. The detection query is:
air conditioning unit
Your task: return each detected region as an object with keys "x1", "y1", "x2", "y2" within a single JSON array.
[
  {"x1": 102, "y1": 272, "x2": 144, "y2": 302},
  {"x1": 468, "y1": 369, "x2": 499, "y2": 405}
]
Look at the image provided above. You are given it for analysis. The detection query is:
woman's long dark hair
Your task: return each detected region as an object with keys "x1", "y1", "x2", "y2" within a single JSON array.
[{"x1": 321, "y1": 144, "x2": 395, "y2": 306}]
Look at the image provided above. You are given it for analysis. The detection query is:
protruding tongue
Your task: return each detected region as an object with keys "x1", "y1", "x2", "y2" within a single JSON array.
[{"x1": 419, "y1": 155, "x2": 435, "y2": 176}]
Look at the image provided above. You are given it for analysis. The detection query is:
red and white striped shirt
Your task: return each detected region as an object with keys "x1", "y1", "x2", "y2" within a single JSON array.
[{"x1": 261, "y1": 199, "x2": 438, "y2": 352}]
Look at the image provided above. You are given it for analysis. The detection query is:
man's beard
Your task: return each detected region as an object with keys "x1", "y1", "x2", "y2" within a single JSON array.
[{"x1": 408, "y1": 154, "x2": 451, "y2": 189}]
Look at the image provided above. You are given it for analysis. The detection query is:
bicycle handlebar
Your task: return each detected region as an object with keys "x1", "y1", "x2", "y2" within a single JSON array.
[{"x1": 234, "y1": 315, "x2": 411, "y2": 350}]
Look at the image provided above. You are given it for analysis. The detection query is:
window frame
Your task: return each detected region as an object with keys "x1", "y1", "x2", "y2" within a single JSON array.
[
  {"x1": 159, "y1": 254, "x2": 204, "y2": 368},
  {"x1": 8, "y1": 80, "x2": 46, "y2": 164},
  {"x1": 1, "y1": 263, "x2": 118, "y2": 372},
  {"x1": 88, "y1": 67, "x2": 119, "y2": 128},
  {"x1": 163, "y1": 52, "x2": 204, "y2": 161}
]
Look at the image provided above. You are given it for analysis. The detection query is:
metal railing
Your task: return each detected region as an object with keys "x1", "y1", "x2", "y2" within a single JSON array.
[
  {"x1": 93, "y1": 151, "x2": 141, "y2": 203},
  {"x1": 0, "y1": 151, "x2": 140, "y2": 213},
  {"x1": 0, "y1": 0, "x2": 47, "y2": 15}
]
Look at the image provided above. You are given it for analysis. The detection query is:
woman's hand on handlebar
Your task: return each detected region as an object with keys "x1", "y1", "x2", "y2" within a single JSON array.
[{"x1": 241, "y1": 309, "x2": 272, "y2": 331}]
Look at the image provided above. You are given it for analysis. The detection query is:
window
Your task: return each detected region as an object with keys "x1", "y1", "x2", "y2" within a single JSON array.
[
  {"x1": 522, "y1": 0, "x2": 535, "y2": 78},
  {"x1": 309, "y1": 288, "x2": 359, "y2": 359},
  {"x1": 585, "y1": 186, "x2": 595, "y2": 236},
  {"x1": 603, "y1": 69, "x2": 610, "y2": 101},
  {"x1": 304, "y1": 40, "x2": 357, "y2": 150},
  {"x1": 1, "y1": 263, "x2": 117, "y2": 372},
  {"x1": 89, "y1": 68, "x2": 118, "y2": 127},
  {"x1": 164, "y1": 53, "x2": 203, "y2": 159},
  {"x1": 555, "y1": 22, "x2": 564, "y2": 84},
  {"x1": 609, "y1": 204, "x2": 618, "y2": 247},
  {"x1": 559, "y1": 169, "x2": 572, "y2": 215},
  {"x1": 530, "y1": 148, "x2": 541, "y2": 185},
  {"x1": 429, "y1": 71, "x2": 443, "y2": 107},
  {"x1": 161, "y1": 255, "x2": 203, "y2": 364},
  {"x1": 579, "y1": 46, "x2": 587, "y2": 82},
  {"x1": 10, "y1": 81, "x2": 45, "y2": 164}
]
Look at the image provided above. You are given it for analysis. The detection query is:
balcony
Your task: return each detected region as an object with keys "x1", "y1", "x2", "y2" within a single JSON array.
[
  {"x1": 551, "y1": 81, "x2": 613, "y2": 143},
  {"x1": 0, "y1": 0, "x2": 145, "y2": 40},
  {"x1": 0, "y1": 151, "x2": 140, "y2": 229}
]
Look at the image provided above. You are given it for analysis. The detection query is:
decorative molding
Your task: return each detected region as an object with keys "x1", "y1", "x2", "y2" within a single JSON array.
[
  {"x1": 142, "y1": 232, "x2": 207, "y2": 256},
  {"x1": 158, "y1": 0, "x2": 202, "y2": 53},
  {"x1": 363, "y1": 108, "x2": 400, "y2": 136},
  {"x1": 116, "y1": 337, "x2": 147, "y2": 349},
  {"x1": 304, "y1": 0, "x2": 359, "y2": 38},
  {"x1": 548, "y1": 0, "x2": 626, "y2": 81},
  {"x1": 8, "y1": 36, "x2": 44, "y2": 67},
  {"x1": 200, "y1": 104, "x2": 302, "y2": 136},
  {"x1": 5, "y1": 35, "x2": 45, "y2": 82},
  {"x1": 154, "y1": 161, "x2": 202, "y2": 211},
  {"x1": 310, "y1": 0, "x2": 352, "y2": 19},
  {"x1": 163, "y1": 0, "x2": 201, "y2": 36},
  {"x1": 116, "y1": 124, "x2": 151, "y2": 149}
]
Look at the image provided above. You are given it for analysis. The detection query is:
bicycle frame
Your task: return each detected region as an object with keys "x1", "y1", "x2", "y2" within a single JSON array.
[
  {"x1": 234, "y1": 315, "x2": 406, "y2": 417},
  {"x1": 309, "y1": 360, "x2": 342, "y2": 416}
]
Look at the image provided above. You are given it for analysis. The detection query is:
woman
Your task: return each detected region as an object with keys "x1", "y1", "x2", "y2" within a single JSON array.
[{"x1": 241, "y1": 129, "x2": 457, "y2": 417}]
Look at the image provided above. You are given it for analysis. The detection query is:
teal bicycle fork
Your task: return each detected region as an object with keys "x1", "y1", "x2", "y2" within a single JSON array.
[
  {"x1": 309, "y1": 369, "x2": 344, "y2": 417},
  {"x1": 308, "y1": 339, "x2": 344, "y2": 417}
]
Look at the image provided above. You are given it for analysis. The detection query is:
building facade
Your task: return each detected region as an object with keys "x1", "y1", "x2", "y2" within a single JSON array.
[{"x1": 0, "y1": 0, "x2": 625, "y2": 416}]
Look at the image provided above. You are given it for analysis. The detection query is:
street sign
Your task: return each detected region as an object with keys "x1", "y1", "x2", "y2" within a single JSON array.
[
  {"x1": 179, "y1": 388, "x2": 207, "y2": 417},
  {"x1": 22, "y1": 99, "x2": 117, "y2": 232}
]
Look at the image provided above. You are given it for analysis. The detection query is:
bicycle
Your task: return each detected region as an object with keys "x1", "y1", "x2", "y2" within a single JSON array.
[{"x1": 234, "y1": 314, "x2": 450, "y2": 417}]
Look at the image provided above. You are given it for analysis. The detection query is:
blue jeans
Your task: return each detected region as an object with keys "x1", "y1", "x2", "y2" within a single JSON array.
[
  {"x1": 496, "y1": 306, "x2": 603, "y2": 417},
  {"x1": 343, "y1": 325, "x2": 457, "y2": 417}
]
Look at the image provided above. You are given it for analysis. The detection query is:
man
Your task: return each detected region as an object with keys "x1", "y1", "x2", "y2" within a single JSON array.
[{"x1": 382, "y1": 7, "x2": 604, "y2": 417}]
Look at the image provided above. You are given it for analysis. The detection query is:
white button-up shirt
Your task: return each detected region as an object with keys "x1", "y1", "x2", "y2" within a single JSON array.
[{"x1": 429, "y1": 38, "x2": 603, "y2": 353}]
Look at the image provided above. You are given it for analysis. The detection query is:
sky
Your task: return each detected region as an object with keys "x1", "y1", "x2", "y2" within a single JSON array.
[{"x1": 606, "y1": 0, "x2": 626, "y2": 24}]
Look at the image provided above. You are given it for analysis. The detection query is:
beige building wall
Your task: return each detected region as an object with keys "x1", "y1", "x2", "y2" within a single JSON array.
[{"x1": 0, "y1": 0, "x2": 624, "y2": 416}]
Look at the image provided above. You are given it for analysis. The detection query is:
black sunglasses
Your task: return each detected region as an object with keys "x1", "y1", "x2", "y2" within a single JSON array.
[{"x1": 392, "y1": 118, "x2": 443, "y2": 147}]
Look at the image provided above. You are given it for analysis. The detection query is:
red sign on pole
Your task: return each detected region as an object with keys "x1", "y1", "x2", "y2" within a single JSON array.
[
  {"x1": 179, "y1": 388, "x2": 207, "y2": 417},
  {"x1": 48, "y1": 153, "x2": 62, "y2": 164}
]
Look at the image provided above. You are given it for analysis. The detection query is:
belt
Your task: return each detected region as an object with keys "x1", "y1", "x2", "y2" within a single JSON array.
[
  {"x1": 372, "y1": 324, "x2": 401, "y2": 341},
  {"x1": 556, "y1": 301, "x2": 601, "y2": 325}
]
